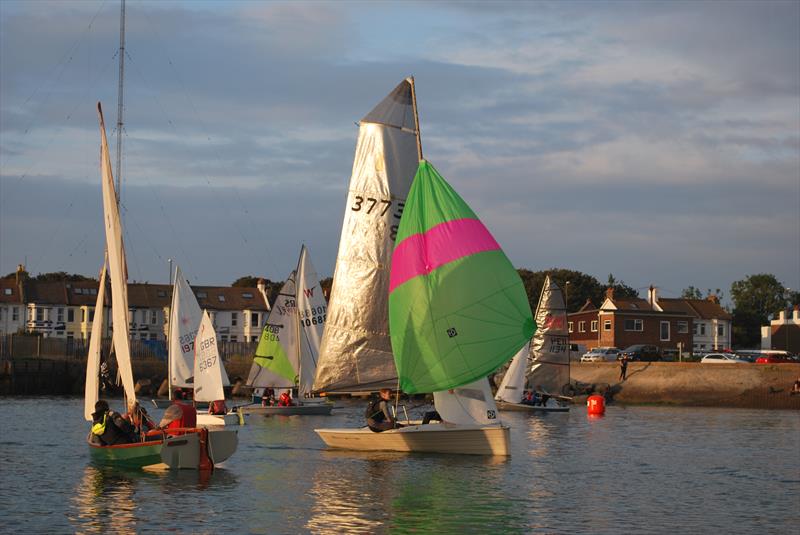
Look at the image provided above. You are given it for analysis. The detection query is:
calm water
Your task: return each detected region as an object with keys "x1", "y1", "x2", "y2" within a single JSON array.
[{"x1": 0, "y1": 398, "x2": 797, "y2": 534}]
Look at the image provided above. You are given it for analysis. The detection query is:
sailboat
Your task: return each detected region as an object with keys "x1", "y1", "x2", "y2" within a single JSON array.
[
  {"x1": 243, "y1": 246, "x2": 333, "y2": 415},
  {"x1": 314, "y1": 80, "x2": 534, "y2": 456},
  {"x1": 86, "y1": 103, "x2": 237, "y2": 468},
  {"x1": 495, "y1": 275, "x2": 571, "y2": 412},
  {"x1": 193, "y1": 310, "x2": 241, "y2": 426}
]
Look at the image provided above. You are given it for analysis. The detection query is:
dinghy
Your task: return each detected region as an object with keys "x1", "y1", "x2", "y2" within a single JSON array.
[
  {"x1": 193, "y1": 311, "x2": 241, "y2": 426},
  {"x1": 314, "y1": 80, "x2": 534, "y2": 455},
  {"x1": 87, "y1": 103, "x2": 237, "y2": 468},
  {"x1": 242, "y1": 246, "x2": 332, "y2": 415}
]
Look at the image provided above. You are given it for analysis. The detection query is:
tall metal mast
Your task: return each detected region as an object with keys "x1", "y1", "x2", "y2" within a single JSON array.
[
  {"x1": 407, "y1": 76, "x2": 423, "y2": 161},
  {"x1": 115, "y1": 0, "x2": 126, "y2": 203}
]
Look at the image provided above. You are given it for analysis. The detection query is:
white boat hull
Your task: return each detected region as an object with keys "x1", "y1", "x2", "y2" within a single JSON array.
[
  {"x1": 315, "y1": 423, "x2": 510, "y2": 456},
  {"x1": 196, "y1": 412, "x2": 242, "y2": 427},
  {"x1": 240, "y1": 403, "x2": 333, "y2": 416},
  {"x1": 496, "y1": 401, "x2": 570, "y2": 413},
  {"x1": 156, "y1": 429, "x2": 238, "y2": 469}
]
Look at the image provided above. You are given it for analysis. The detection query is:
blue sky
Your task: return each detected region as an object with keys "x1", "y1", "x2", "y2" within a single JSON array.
[{"x1": 1, "y1": 0, "x2": 798, "y2": 303}]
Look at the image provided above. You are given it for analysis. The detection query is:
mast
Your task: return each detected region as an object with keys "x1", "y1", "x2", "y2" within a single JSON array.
[
  {"x1": 408, "y1": 76, "x2": 423, "y2": 161},
  {"x1": 115, "y1": 0, "x2": 126, "y2": 203}
]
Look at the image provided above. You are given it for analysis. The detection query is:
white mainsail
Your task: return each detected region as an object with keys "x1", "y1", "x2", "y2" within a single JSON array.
[
  {"x1": 168, "y1": 266, "x2": 203, "y2": 389},
  {"x1": 433, "y1": 378, "x2": 501, "y2": 426},
  {"x1": 98, "y1": 103, "x2": 136, "y2": 404},
  {"x1": 313, "y1": 78, "x2": 419, "y2": 393},
  {"x1": 295, "y1": 246, "x2": 327, "y2": 397},
  {"x1": 494, "y1": 342, "x2": 531, "y2": 404},
  {"x1": 193, "y1": 310, "x2": 226, "y2": 403},
  {"x1": 84, "y1": 261, "x2": 108, "y2": 421},
  {"x1": 528, "y1": 276, "x2": 570, "y2": 397}
]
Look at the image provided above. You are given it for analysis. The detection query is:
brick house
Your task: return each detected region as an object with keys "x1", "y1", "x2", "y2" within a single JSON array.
[
  {"x1": 568, "y1": 287, "x2": 693, "y2": 355},
  {"x1": 761, "y1": 306, "x2": 800, "y2": 353}
]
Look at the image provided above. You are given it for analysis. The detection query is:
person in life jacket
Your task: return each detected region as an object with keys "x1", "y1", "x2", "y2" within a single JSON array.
[
  {"x1": 125, "y1": 401, "x2": 156, "y2": 436},
  {"x1": 277, "y1": 391, "x2": 293, "y2": 407},
  {"x1": 365, "y1": 388, "x2": 403, "y2": 432},
  {"x1": 208, "y1": 399, "x2": 228, "y2": 415},
  {"x1": 90, "y1": 400, "x2": 136, "y2": 446}
]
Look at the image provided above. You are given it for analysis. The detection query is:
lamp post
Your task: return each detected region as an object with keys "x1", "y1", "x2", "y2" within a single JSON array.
[
  {"x1": 168, "y1": 258, "x2": 173, "y2": 286},
  {"x1": 785, "y1": 287, "x2": 791, "y2": 352}
]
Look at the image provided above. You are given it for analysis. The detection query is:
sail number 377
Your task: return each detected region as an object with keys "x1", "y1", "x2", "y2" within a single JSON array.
[{"x1": 350, "y1": 195, "x2": 405, "y2": 240}]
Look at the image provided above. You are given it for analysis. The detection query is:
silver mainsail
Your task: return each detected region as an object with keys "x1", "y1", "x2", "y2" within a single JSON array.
[
  {"x1": 312, "y1": 79, "x2": 419, "y2": 392},
  {"x1": 528, "y1": 276, "x2": 570, "y2": 396}
]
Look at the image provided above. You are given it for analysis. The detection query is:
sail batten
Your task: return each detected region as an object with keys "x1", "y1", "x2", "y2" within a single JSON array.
[
  {"x1": 389, "y1": 161, "x2": 535, "y2": 394},
  {"x1": 312, "y1": 79, "x2": 419, "y2": 393}
]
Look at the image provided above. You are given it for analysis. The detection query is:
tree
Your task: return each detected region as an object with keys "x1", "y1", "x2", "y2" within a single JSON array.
[
  {"x1": 231, "y1": 276, "x2": 283, "y2": 305},
  {"x1": 730, "y1": 273, "x2": 789, "y2": 348},
  {"x1": 518, "y1": 268, "x2": 605, "y2": 313},
  {"x1": 607, "y1": 274, "x2": 639, "y2": 299},
  {"x1": 681, "y1": 286, "x2": 703, "y2": 299}
]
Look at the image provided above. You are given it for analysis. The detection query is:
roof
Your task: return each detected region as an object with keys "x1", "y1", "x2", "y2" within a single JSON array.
[
  {"x1": 680, "y1": 298, "x2": 732, "y2": 321},
  {"x1": 611, "y1": 297, "x2": 652, "y2": 311},
  {"x1": 15, "y1": 280, "x2": 269, "y2": 311},
  {"x1": 0, "y1": 279, "x2": 23, "y2": 304}
]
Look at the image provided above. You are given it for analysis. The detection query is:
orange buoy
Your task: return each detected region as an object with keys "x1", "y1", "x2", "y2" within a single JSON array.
[{"x1": 587, "y1": 394, "x2": 606, "y2": 416}]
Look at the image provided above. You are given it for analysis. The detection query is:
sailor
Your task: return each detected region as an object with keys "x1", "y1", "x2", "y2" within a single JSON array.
[
  {"x1": 365, "y1": 388, "x2": 402, "y2": 432},
  {"x1": 278, "y1": 391, "x2": 293, "y2": 407},
  {"x1": 90, "y1": 400, "x2": 136, "y2": 446}
]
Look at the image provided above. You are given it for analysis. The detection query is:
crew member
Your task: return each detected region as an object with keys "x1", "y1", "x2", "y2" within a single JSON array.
[
  {"x1": 90, "y1": 400, "x2": 136, "y2": 446},
  {"x1": 366, "y1": 388, "x2": 402, "y2": 432}
]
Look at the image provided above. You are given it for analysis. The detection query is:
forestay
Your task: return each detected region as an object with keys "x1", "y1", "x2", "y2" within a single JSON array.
[
  {"x1": 528, "y1": 276, "x2": 570, "y2": 396},
  {"x1": 169, "y1": 266, "x2": 203, "y2": 388},
  {"x1": 313, "y1": 79, "x2": 419, "y2": 393},
  {"x1": 388, "y1": 160, "x2": 535, "y2": 394},
  {"x1": 193, "y1": 310, "x2": 227, "y2": 403}
]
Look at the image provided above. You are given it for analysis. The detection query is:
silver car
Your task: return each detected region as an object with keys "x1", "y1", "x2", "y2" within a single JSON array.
[
  {"x1": 581, "y1": 347, "x2": 621, "y2": 362},
  {"x1": 700, "y1": 353, "x2": 749, "y2": 364}
]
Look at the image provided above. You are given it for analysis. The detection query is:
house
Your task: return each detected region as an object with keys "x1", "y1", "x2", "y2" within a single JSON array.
[
  {"x1": 568, "y1": 287, "x2": 693, "y2": 355},
  {"x1": 1, "y1": 268, "x2": 271, "y2": 343},
  {"x1": 653, "y1": 293, "x2": 732, "y2": 352},
  {"x1": 761, "y1": 306, "x2": 800, "y2": 353}
]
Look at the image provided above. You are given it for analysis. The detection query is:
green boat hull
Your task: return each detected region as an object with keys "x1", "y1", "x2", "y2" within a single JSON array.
[{"x1": 88, "y1": 439, "x2": 163, "y2": 468}]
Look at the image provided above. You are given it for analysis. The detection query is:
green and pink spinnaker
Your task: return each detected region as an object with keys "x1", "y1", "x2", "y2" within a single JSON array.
[{"x1": 388, "y1": 161, "x2": 536, "y2": 394}]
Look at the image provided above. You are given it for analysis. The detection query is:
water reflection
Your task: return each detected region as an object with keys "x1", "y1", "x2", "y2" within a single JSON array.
[
  {"x1": 69, "y1": 465, "x2": 140, "y2": 533},
  {"x1": 307, "y1": 450, "x2": 523, "y2": 533}
]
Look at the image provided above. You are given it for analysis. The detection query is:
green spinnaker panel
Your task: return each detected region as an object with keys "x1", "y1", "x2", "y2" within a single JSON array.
[{"x1": 388, "y1": 161, "x2": 535, "y2": 394}]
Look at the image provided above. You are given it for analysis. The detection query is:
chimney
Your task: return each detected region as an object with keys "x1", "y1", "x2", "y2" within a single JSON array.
[
  {"x1": 648, "y1": 285, "x2": 658, "y2": 309},
  {"x1": 793, "y1": 305, "x2": 799, "y2": 322},
  {"x1": 605, "y1": 287, "x2": 614, "y2": 300},
  {"x1": 257, "y1": 278, "x2": 271, "y2": 311},
  {"x1": 707, "y1": 294, "x2": 719, "y2": 304}
]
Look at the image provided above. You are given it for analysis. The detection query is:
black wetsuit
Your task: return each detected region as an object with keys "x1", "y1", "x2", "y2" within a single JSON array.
[
  {"x1": 366, "y1": 399, "x2": 396, "y2": 432},
  {"x1": 91, "y1": 410, "x2": 136, "y2": 445}
]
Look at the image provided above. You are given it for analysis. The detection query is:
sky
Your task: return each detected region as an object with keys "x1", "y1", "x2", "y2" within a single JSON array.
[{"x1": 1, "y1": 0, "x2": 798, "y2": 305}]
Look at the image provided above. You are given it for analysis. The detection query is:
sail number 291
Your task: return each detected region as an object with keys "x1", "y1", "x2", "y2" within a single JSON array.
[{"x1": 350, "y1": 196, "x2": 404, "y2": 240}]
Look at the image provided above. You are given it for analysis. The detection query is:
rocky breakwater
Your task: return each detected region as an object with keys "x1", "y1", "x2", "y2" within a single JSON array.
[{"x1": 571, "y1": 362, "x2": 800, "y2": 409}]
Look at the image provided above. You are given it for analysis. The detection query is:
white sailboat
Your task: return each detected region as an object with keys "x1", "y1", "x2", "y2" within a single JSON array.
[
  {"x1": 193, "y1": 310, "x2": 240, "y2": 426},
  {"x1": 86, "y1": 103, "x2": 237, "y2": 468},
  {"x1": 314, "y1": 80, "x2": 534, "y2": 456},
  {"x1": 496, "y1": 275, "x2": 571, "y2": 412},
  {"x1": 243, "y1": 246, "x2": 332, "y2": 415}
]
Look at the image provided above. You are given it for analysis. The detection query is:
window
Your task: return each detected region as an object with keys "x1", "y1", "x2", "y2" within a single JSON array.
[
  {"x1": 157, "y1": 290, "x2": 166, "y2": 297},
  {"x1": 89, "y1": 308, "x2": 95, "y2": 322},
  {"x1": 57, "y1": 308, "x2": 64, "y2": 322},
  {"x1": 3, "y1": 288, "x2": 11, "y2": 295},
  {"x1": 218, "y1": 295, "x2": 226, "y2": 302},
  {"x1": 717, "y1": 324, "x2": 724, "y2": 336},
  {"x1": 81, "y1": 309, "x2": 86, "y2": 323},
  {"x1": 231, "y1": 312, "x2": 238, "y2": 326},
  {"x1": 197, "y1": 291, "x2": 207, "y2": 299},
  {"x1": 67, "y1": 332, "x2": 74, "y2": 340},
  {"x1": 699, "y1": 323, "x2": 706, "y2": 335},
  {"x1": 74, "y1": 288, "x2": 83, "y2": 295},
  {"x1": 151, "y1": 310, "x2": 157, "y2": 325},
  {"x1": 578, "y1": 321, "x2": 586, "y2": 333},
  {"x1": 36, "y1": 308, "x2": 44, "y2": 321},
  {"x1": 603, "y1": 320, "x2": 611, "y2": 331},
  {"x1": 90, "y1": 288, "x2": 97, "y2": 295},
  {"x1": 591, "y1": 320, "x2": 598, "y2": 332},
  {"x1": 251, "y1": 312, "x2": 259, "y2": 327},
  {"x1": 677, "y1": 321, "x2": 688, "y2": 334},
  {"x1": 660, "y1": 321, "x2": 670, "y2": 341},
  {"x1": 67, "y1": 308, "x2": 75, "y2": 323},
  {"x1": 230, "y1": 335, "x2": 238, "y2": 342},
  {"x1": 624, "y1": 319, "x2": 643, "y2": 331},
  {"x1": 149, "y1": 333, "x2": 158, "y2": 341},
  {"x1": 220, "y1": 335, "x2": 228, "y2": 342},
  {"x1": 242, "y1": 292, "x2": 253, "y2": 299},
  {"x1": 251, "y1": 335, "x2": 258, "y2": 342},
  {"x1": 12, "y1": 307, "x2": 19, "y2": 321},
  {"x1": 568, "y1": 321, "x2": 573, "y2": 333}
]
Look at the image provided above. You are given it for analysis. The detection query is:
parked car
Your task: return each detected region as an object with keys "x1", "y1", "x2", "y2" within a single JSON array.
[
  {"x1": 755, "y1": 353, "x2": 795, "y2": 364},
  {"x1": 700, "y1": 353, "x2": 749, "y2": 364},
  {"x1": 569, "y1": 343, "x2": 588, "y2": 361},
  {"x1": 619, "y1": 344, "x2": 661, "y2": 362},
  {"x1": 581, "y1": 347, "x2": 620, "y2": 362}
]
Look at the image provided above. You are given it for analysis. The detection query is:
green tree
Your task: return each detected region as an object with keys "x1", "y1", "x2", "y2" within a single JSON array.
[
  {"x1": 730, "y1": 274, "x2": 789, "y2": 347},
  {"x1": 518, "y1": 268, "x2": 605, "y2": 313},
  {"x1": 681, "y1": 286, "x2": 703, "y2": 299},
  {"x1": 607, "y1": 274, "x2": 639, "y2": 299}
]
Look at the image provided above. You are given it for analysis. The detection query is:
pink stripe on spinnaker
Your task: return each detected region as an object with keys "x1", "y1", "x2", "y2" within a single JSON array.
[{"x1": 389, "y1": 218, "x2": 501, "y2": 292}]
